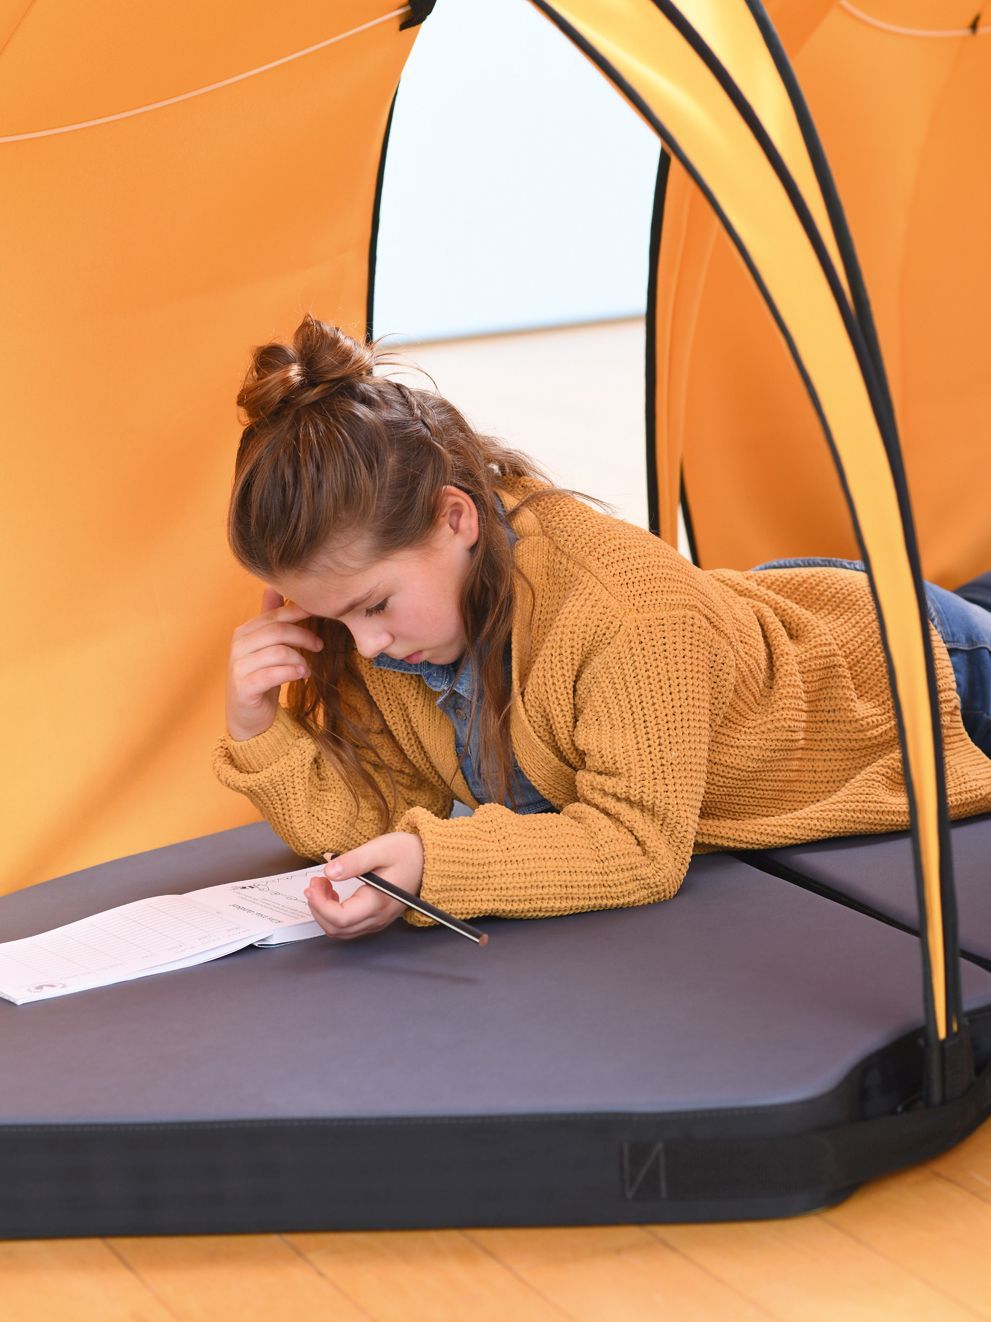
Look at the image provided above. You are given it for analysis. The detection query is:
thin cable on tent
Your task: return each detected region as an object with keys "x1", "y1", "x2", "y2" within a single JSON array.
[
  {"x1": 0, "y1": 6, "x2": 412, "y2": 144},
  {"x1": 839, "y1": 2, "x2": 989, "y2": 37}
]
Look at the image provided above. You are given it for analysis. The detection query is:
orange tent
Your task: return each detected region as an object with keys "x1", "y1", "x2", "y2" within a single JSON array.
[{"x1": 2, "y1": 0, "x2": 987, "y2": 1100}]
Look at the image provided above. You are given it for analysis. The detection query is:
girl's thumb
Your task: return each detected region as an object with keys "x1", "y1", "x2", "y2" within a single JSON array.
[{"x1": 306, "y1": 874, "x2": 339, "y2": 904}]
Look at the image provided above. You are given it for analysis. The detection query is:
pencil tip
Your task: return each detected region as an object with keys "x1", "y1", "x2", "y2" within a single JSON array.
[{"x1": 478, "y1": 934, "x2": 489, "y2": 947}]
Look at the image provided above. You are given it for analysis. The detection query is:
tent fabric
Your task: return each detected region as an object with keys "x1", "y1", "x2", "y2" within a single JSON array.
[
  {"x1": 652, "y1": 1, "x2": 991, "y2": 586},
  {"x1": 0, "y1": 2, "x2": 412, "y2": 894},
  {"x1": 1, "y1": 819, "x2": 990, "y2": 1234}
]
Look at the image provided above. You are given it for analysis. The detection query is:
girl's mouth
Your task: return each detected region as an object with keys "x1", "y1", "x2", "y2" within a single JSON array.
[{"x1": 403, "y1": 651, "x2": 425, "y2": 663}]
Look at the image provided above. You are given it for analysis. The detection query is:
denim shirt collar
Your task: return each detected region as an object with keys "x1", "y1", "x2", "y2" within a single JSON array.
[{"x1": 371, "y1": 492, "x2": 516, "y2": 700}]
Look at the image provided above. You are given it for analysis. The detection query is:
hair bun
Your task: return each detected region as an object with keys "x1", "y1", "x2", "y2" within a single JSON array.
[{"x1": 237, "y1": 314, "x2": 375, "y2": 425}]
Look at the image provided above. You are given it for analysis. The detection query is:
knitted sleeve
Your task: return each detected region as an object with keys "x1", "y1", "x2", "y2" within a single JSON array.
[
  {"x1": 395, "y1": 610, "x2": 733, "y2": 924},
  {"x1": 211, "y1": 702, "x2": 455, "y2": 862}
]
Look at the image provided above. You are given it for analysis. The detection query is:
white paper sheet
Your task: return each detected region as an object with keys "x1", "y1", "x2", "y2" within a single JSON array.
[
  {"x1": 186, "y1": 865, "x2": 364, "y2": 945},
  {"x1": 0, "y1": 864, "x2": 367, "y2": 1004}
]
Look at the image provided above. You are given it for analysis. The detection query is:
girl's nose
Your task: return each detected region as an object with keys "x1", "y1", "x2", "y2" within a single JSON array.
[{"x1": 351, "y1": 626, "x2": 392, "y2": 659}]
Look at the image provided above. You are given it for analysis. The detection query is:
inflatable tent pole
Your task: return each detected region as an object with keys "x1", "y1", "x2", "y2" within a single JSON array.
[
  {"x1": 526, "y1": 0, "x2": 973, "y2": 1106},
  {"x1": 733, "y1": 0, "x2": 973, "y2": 1108}
]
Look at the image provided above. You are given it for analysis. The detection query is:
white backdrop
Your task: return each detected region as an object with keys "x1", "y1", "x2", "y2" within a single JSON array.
[{"x1": 373, "y1": 0, "x2": 659, "y2": 344}]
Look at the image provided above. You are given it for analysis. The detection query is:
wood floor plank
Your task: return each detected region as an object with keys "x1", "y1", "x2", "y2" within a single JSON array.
[
  {"x1": 822, "y1": 1163, "x2": 991, "y2": 1317},
  {"x1": 467, "y1": 1224, "x2": 772, "y2": 1322},
  {"x1": 284, "y1": 1228, "x2": 568, "y2": 1322},
  {"x1": 106, "y1": 1233, "x2": 369, "y2": 1322},
  {"x1": 648, "y1": 1199, "x2": 982, "y2": 1322},
  {"x1": 0, "y1": 1238, "x2": 179, "y2": 1322},
  {"x1": 928, "y1": 1115, "x2": 991, "y2": 1205}
]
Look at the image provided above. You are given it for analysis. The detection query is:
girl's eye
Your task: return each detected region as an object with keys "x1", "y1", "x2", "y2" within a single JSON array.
[{"x1": 365, "y1": 599, "x2": 389, "y2": 617}]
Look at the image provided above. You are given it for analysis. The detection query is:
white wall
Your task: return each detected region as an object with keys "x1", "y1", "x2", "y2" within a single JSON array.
[
  {"x1": 390, "y1": 319, "x2": 654, "y2": 531},
  {"x1": 373, "y1": 0, "x2": 659, "y2": 344}
]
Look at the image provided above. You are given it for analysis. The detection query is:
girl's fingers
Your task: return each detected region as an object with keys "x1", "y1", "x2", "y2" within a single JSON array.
[
  {"x1": 240, "y1": 661, "x2": 306, "y2": 692},
  {"x1": 232, "y1": 644, "x2": 317, "y2": 692},
  {"x1": 233, "y1": 645, "x2": 309, "y2": 676},
  {"x1": 234, "y1": 621, "x2": 325, "y2": 662},
  {"x1": 236, "y1": 609, "x2": 317, "y2": 646},
  {"x1": 310, "y1": 882, "x2": 378, "y2": 925},
  {"x1": 338, "y1": 886, "x2": 400, "y2": 924},
  {"x1": 304, "y1": 875, "x2": 347, "y2": 923},
  {"x1": 306, "y1": 873, "x2": 339, "y2": 899},
  {"x1": 304, "y1": 877, "x2": 401, "y2": 937},
  {"x1": 325, "y1": 843, "x2": 380, "y2": 883},
  {"x1": 326, "y1": 923, "x2": 385, "y2": 942}
]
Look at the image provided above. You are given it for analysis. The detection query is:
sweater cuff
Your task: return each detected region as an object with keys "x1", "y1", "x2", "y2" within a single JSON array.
[
  {"x1": 214, "y1": 704, "x2": 310, "y2": 774},
  {"x1": 396, "y1": 805, "x2": 491, "y2": 928}
]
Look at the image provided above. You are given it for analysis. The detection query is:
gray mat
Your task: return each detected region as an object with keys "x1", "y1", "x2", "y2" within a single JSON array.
[
  {"x1": 2, "y1": 821, "x2": 989, "y2": 1127},
  {"x1": 752, "y1": 813, "x2": 991, "y2": 966}
]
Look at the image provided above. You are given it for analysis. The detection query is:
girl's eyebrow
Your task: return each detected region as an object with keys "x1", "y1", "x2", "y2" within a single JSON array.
[{"x1": 332, "y1": 585, "x2": 381, "y2": 618}]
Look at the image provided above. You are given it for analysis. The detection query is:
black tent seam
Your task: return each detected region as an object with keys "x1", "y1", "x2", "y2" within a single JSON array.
[
  {"x1": 525, "y1": 0, "x2": 944, "y2": 1070},
  {"x1": 680, "y1": 471, "x2": 700, "y2": 564},
  {"x1": 645, "y1": 0, "x2": 902, "y2": 458},
  {"x1": 365, "y1": 86, "x2": 399, "y2": 342},
  {"x1": 399, "y1": 0, "x2": 437, "y2": 30},
  {"x1": 644, "y1": 146, "x2": 670, "y2": 539},
  {"x1": 738, "y1": 0, "x2": 897, "y2": 432}
]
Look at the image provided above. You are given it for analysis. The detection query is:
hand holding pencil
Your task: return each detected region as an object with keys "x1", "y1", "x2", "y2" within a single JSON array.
[{"x1": 303, "y1": 830, "x2": 488, "y2": 946}]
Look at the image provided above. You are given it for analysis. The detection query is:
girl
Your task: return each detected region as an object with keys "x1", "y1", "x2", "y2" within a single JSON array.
[{"x1": 214, "y1": 315, "x2": 991, "y2": 942}]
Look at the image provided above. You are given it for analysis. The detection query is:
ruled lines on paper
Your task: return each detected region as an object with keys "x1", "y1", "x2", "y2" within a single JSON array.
[
  {"x1": 0, "y1": 863, "x2": 365, "y2": 1005},
  {"x1": 0, "y1": 895, "x2": 271, "y2": 1004}
]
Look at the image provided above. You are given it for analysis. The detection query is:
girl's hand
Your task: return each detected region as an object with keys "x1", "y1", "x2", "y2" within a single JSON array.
[
  {"x1": 304, "y1": 832, "x2": 425, "y2": 940},
  {"x1": 225, "y1": 586, "x2": 326, "y2": 741}
]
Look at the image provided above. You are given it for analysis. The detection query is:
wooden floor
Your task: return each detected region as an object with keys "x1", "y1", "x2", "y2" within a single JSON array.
[
  {"x1": 2, "y1": 1117, "x2": 990, "y2": 1321},
  {"x1": 7, "y1": 322, "x2": 986, "y2": 1318}
]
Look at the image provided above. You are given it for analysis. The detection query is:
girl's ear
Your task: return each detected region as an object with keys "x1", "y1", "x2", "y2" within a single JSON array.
[{"x1": 441, "y1": 485, "x2": 479, "y2": 549}]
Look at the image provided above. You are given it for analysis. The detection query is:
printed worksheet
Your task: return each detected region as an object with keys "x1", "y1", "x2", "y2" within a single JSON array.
[
  {"x1": 186, "y1": 865, "x2": 364, "y2": 945},
  {"x1": 0, "y1": 864, "x2": 366, "y2": 1005}
]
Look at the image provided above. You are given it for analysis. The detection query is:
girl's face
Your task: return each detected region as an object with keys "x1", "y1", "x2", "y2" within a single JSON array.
[{"x1": 270, "y1": 487, "x2": 479, "y2": 665}]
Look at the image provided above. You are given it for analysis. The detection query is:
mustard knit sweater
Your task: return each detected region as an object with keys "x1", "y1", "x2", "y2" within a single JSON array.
[{"x1": 212, "y1": 476, "x2": 991, "y2": 927}]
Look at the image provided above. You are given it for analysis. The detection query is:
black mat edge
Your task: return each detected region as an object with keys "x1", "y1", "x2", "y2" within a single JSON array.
[{"x1": 3, "y1": 1008, "x2": 989, "y2": 1237}]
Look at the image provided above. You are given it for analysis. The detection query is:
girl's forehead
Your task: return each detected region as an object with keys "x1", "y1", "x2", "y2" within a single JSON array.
[
  {"x1": 314, "y1": 533, "x2": 435, "y2": 578},
  {"x1": 277, "y1": 563, "x2": 381, "y2": 620},
  {"x1": 311, "y1": 529, "x2": 377, "y2": 571},
  {"x1": 301, "y1": 534, "x2": 389, "y2": 581},
  {"x1": 288, "y1": 559, "x2": 379, "y2": 604},
  {"x1": 289, "y1": 540, "x2": 424, "y2": 594}
]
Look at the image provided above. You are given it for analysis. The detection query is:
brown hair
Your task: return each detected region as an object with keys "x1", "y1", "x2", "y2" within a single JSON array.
[{"x1": 227, "y1": 313, "x2": 611, "y2": 828}]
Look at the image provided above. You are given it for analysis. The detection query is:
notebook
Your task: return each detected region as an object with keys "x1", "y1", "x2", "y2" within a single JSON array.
[{"x1": 0, "y1": 864, "x2": 365, "y2": 1005}]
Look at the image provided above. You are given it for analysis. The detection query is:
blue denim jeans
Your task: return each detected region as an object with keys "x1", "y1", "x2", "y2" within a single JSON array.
[{"x1": 750, "y1": 556, "x2": 991, "y2": 757}]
